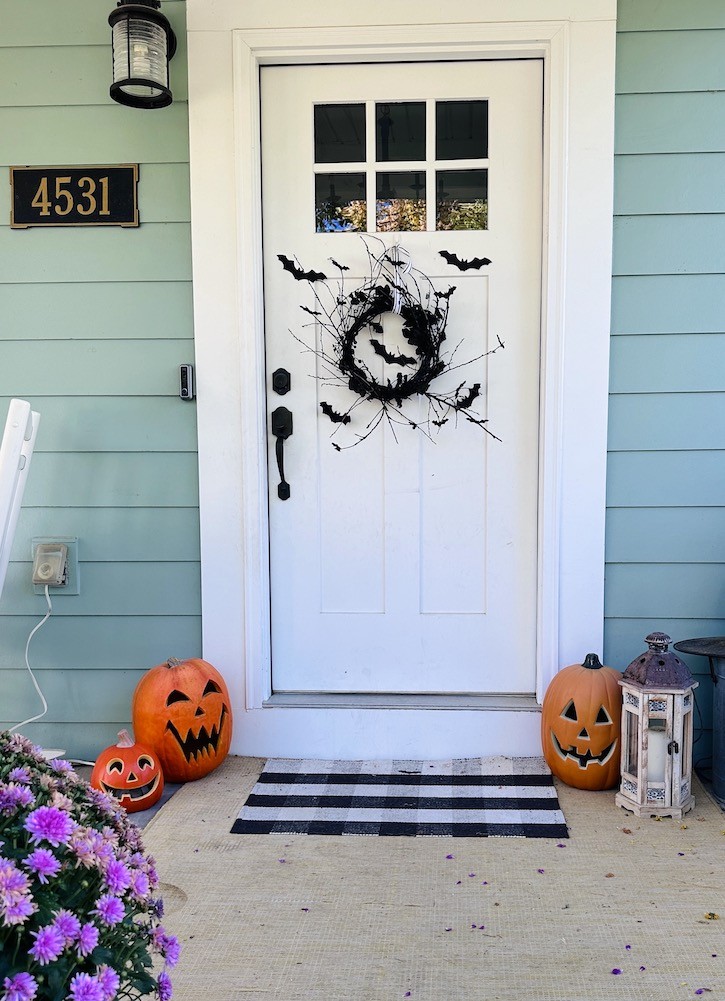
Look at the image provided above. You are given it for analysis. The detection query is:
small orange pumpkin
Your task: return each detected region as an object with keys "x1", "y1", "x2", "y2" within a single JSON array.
[
  {"x1": 90, "y1": 729, "x2": 164, "y2": 813},
  {"x1": 541, "y1": 653, "x2": 622, "y2": 790},
  {"x1": 132, "y1": 657, "x2": 232, "y2": 782}
]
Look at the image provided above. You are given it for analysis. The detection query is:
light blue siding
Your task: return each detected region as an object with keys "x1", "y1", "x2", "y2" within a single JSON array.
[
  {"x1": 606, "y1": 7, "x2": 725, "y2": 764},
  {"x1": 0, "y1": 1, "x2": 199, "y2": 753}
]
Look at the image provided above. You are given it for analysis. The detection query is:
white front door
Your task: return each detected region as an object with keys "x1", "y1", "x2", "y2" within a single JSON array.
[{"x1": 262, "y1": 60, "x2": 542, "y2": 697}]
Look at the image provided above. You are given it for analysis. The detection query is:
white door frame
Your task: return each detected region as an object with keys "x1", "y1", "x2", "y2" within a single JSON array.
[{"x1": 186, "y1": 3, "x2": 616, "y2": 757}]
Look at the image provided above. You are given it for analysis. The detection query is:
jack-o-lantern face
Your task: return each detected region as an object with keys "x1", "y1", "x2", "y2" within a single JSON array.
[
  {"x1": 90, "y1": 730, "x2": 164, "y2": 813},
  {"x1": 541, "y1": 654, "x2": 622, "y2": 790},
  {"x1": 132, "y1": 658, "x2": 233, "y2": 782}
]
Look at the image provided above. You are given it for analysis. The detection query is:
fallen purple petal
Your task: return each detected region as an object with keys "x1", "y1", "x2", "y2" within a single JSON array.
[
  {"x1": 445, "y1": 854, "x2": 454, "y2": 859},
  {"x1": 481, "y1": 881, "x2": 488, "y2": 885},
  {"x1": 537, "y1": 868, "x2": 545, "y2": 874},
  {"x1": 278, "y1": 859, "x2": 286, "y2": 863},
  {"x1": 468, "y1": 873, "x2": 476, "y2": 877},
  {"x1": 556, "y1": 843, "x2": 566, "y2": 848},
  {"x1": 404, "y1": 993, "x2": 411, "y2": 998},
  {"x1": 471, "y1": 924, "x2": 477, "y2": 929},
  {"x1": 678, "y1": 852, "x2": 685, "y2": 857},
  {"x1": 611, "y1": 969, "x2": 622, "y2": 975},
  {"x1": 444, "y1": 927, "x2": 452, "y2": 932},
  {"x1": 301, "y1": 908, "x2": 309, "y2": 912},
  {"x1": 639, "y1": 967, "x2": 646, "y2": 972},
  {"x1": 456, "y1": 880, "x2": 462, "y2": 885},
  {"x1": 625, "y1": 945, "x2": 631, "y2": 950}
]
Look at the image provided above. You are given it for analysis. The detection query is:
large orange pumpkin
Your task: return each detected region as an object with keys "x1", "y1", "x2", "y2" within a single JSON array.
[
  {"x1": 132, "y1": 657, "x2": 232, "y2": 782},
  {"x1": 90, "y1": 729, "x2": 164, "y2": 813},
  {"x1": 541, "y1": 653, "x2": 622, "y2": 790}
]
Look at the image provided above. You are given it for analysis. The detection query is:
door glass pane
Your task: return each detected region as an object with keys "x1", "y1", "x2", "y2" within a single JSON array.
[
  {"x1": 375, "y1": 102, "x2": 426, "y2": 162},
  {"x1": 436, "y1": 169, "x2": 488, "y2": 230},
  {"x1": 376, "y1": 171, "x2": 426, "y2": 232},
  {"x1": 315, "y1": 173, "x2": 366, "y2": 232},
  {"x1": 436, "y1": 101, "x2": 489, "y2": 160},
  {"x1": 314, "y1": 104, "x2": 366, "y2": 163}
]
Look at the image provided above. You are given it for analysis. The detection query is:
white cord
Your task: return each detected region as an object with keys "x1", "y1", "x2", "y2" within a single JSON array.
[{"x1": 10, "y1": 584, "x2": 51, "y2": 733}]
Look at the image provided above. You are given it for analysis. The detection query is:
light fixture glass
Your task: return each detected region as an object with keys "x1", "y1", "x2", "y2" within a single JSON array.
[{"x1": 109, "y1": 0, "x2": 177, "y2": 109}]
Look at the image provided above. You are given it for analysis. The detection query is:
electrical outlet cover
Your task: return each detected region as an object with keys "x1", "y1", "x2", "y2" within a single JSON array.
[{"x1": 32, "y1": 537, "x2": 80, "y2": 595}]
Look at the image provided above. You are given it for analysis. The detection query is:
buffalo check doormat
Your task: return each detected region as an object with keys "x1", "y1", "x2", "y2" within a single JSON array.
[{"x1": 231, "y1": 757, "x2": 568, "y2": 838}]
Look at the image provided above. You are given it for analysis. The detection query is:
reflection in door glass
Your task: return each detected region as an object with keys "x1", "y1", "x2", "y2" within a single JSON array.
[
  {"x1": 376, "y1": 171, "x2": 426, "y2": 232},
  {"x1": 375, "y1": 102, "x2": 426, "y2": 162},
  {"x1": 436, "y1": 169, "x2": 488, "y2": 230},
  {"x1": 315, "y1": 173, "x2": 366, "y2": 232},
  {"x1": 314, "y1": 104, "x2": 366, "y2": 163},
  {"x1": 436, "y1": 101, "x2": 489, "y2": 160}
]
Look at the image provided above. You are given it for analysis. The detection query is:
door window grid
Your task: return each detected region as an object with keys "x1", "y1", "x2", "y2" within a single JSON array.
[{"x1": 314, "y1": 99, "x2": 489, "y2": 233}]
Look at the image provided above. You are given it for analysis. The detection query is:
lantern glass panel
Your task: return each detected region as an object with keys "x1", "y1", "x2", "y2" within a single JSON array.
[
  {"x1": 113, "y1": 19, "x2": 168, "y2": 99},
  {"x1": 647, "y1": 717, "x2": 667, "y2": 783},
  {"x1": 624, "y1": 710, "x2": 639, "y2": 774}
]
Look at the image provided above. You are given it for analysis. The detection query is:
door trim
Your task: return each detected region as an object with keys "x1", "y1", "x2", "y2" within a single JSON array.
[{"x1": 187, "y1": 10, "x2": 616, "y2": 751}]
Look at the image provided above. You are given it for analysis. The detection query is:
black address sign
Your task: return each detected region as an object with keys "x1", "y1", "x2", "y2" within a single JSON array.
[{"x1": 10, "y1": 165, "x2": 139, "y2": 228}]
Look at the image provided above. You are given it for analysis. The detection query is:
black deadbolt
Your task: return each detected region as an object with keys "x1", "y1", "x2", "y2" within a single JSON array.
[{"x1": 272, "y1": 368, "x2": 291, "y2": 395}]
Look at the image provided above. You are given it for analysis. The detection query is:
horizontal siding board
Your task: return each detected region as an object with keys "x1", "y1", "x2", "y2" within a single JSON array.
[
  {"x1": 11, "y1": 507, "x2": 201, "y2": 561},
  {"x1": 615, "y1": 93, "x2": 725, "y2": 154},
  {"x1": 0, "y1": 723, "x2": 135, "y2": 762},
  {"x1": 605, "y1": 508, "x2": 725, "y2": 563},
  {"x1": 614, "y1": 154, "x2": 725, "y2": 215},
  {"x1": 0, "y1": 164, "x2": 191, "y2": 226},
  {"x1": 0, "y1": 0, "x2": 186, "y2": 48},
  {"x1": 604, "y1": 617, "x2": 725, "y2": 668},
  {"x1": 0, "y1": 340, "x2": 194, "y2": 396},
  {"x1": 0, "y1": 562, "x2": 201, "y2": 616},
  {"x1": 0, "y1": 397, "x2": 198, "y2": 451},
  {"x1": 613, "y1": 215, "x2": 725, "y2": 276},
  {"x1": 607, "y1": 451, "x2": 725, "y2": 507},
  {"x1": 0, "y1": 224, "x2": 191, "y2": 284},
  {"x1": 617, "y1": 0, "x2": 725, "y2": 32},
  {"x1": 604, "y1": 563, "x2": 725, "y2": 619},
  {"x1": 21, "y1": 453, "x2": 199, "y2": 507},
  {"x1": 608, "y1": 394, "x2": 725, "y2": 451},
  {"x1": 0, "y1": 615, "x2": 201, "y2": 670},
  {"x1": 0, "y1": 105, "x2": 189, "y2": 164},
  {"x1": 609, "y1": 334, "x2": 725, "y2": 393},
  {"x1": 616, "y1": 30, "x2": 725, "y2": 93},
  {"x1": 0, "y1": 281, "x2": 193, "y2": 340},
  {"x1": 2, "y1": 669, "x2": 146, "y2": 723},
  {"x1": 611, "y1": 275, "x2": 725, "y2": 334}
]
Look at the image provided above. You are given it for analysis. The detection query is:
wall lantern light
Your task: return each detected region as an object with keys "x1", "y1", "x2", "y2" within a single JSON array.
[
  {"x1": 109, "y1": 0, "x2": 177, "y2": 110},
  {"x1": 616, "y1": 632, "x2": 698, "y2": 819}
]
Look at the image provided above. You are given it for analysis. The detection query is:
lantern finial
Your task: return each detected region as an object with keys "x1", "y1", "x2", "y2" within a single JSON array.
[{"x1": 645, "y1": 632, "x2": 671, "y2": 651}]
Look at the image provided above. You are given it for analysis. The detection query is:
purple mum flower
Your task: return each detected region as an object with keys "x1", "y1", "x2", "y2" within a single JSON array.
[
  {"x1": 50, "y1": 758, "x2": 74, "y2": 773},
  {"x1": 94, "y1": 894, "x2": 125, "y2": 926},
  {"x1": 96, "y1": 966, "x2": 120, "y2": 1001},
  {"x1": 24, "y1": 806, "x2": 74, "y2": 847},
  {"x1": 67, "y1": 973, "x2": 103, "y2": 1001},
  {"x1": 28, "y1": 924, "x2": 65, "y2": 964},
  {"x1": 76, "y1": 922, "x2": 99, "y2": 958},
  {"x1": 0, "y1": 784, "x2": 35, "y2": 815},
  {"x1": 2, "y1": 972, "x2": 38, "y2": 1001},
  {"x1": 53, "y1": 909, "x2": 81, "y2": 944},
  {"x1": 129, "y1": 870, "x2": 150, "y2": 901},
  {"x1": 7, "y1": 767, "x2": 31, "y2": 784},
  {"x1": 157, "y1": 972, "x2": 173, "y2": 1001},
  {"x1": 104, "y1": 860, "x2": 131, "y2": 895},
  {"x1": 3, "y1": 896, "x2": 37, "y2": 925},
  {"x1": 24, "y1": 848, "x2": 61, "y2": 884}
]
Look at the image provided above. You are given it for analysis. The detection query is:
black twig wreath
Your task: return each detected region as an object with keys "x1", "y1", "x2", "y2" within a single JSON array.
[{"x1": 279, "y1": 238, "x2": 502, "y2": 449}]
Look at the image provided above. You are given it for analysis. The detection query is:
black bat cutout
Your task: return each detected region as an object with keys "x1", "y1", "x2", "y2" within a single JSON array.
[
  {"x1": 278, "y1": 254, "x2": 327, "y2": 282},
  {"x1": 439, "y1": 251, "x2": 492, "y2": 272},
  {"x1": 320, "y1": 401, "x2": 351, "y2": 424},
  {"x1": 330, "y1": 259, "x2": 349, "y2": 272},
  {"x1": 435, "y1": 286, "x2": 456, "y2": 301},
  {"x1": 369, "y1": 340, "x2": 416, "y2": 366},
  {"x1": 453, "y1": 383, "x2": 482, "y2": 411}
]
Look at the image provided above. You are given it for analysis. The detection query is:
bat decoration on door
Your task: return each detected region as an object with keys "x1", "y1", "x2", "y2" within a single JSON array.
[
  {"x1": 279, "y1": 237, "x2": 503, "y2": 448},
  {"x1": 278, "y1": 254, "x2": 327, "y2": 282},
  {"x1": 438, "y1": 250, "x2": 492, "y2": 272},
  {"x1": 320, "y1": 402, "x2": 351, "y2": 424}
]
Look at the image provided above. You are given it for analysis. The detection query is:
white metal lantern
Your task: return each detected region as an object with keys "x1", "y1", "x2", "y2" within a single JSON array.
[
  {"x1": 108, "y1": 0, "x2": 177, "y2": 110},
  {"x1": 616, "y1": 632, "x2": 698, "y2": 819}
]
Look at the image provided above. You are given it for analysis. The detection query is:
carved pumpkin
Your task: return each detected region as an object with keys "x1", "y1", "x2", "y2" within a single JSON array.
[
  {"x1": 541, "y1": 653, "x2": 622, "y2": 790},
  {"x1": 90, "y1": 729, "x2": 164, "y2": 813},
  {"x1": 132, "y1": 657, "x2": 232, "y2": 782}
]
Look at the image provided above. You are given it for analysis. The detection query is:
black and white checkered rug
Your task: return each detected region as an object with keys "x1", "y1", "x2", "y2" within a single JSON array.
[{"x1": 231, "y1": 757, "x2": 568, "y2": 838}]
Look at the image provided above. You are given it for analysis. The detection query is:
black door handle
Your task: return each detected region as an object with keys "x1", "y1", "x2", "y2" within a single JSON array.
[{"x1": 271, "y1": 406, "x2": 293, "y2": 500}]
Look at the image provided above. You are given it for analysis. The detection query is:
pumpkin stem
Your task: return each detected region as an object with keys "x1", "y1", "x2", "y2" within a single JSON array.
[
  {"x1": 166, "y1": 658, "x2": 183, "y2": 668},
  {"x1": 582, "y1": 653, "x2": 603, "y2": 670},
  {"x1": 116, "y1": 729, "x2": 135, "y2": 747}
]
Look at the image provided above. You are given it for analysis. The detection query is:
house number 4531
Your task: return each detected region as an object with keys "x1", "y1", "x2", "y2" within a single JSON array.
[{"x1": 10, "y1": 165, "x2": 139, "y2": 228}]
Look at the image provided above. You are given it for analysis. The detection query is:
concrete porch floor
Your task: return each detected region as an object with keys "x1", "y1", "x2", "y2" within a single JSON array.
[{"x1": 143, "y1": 757, "x2": 725, "y2": 1001}]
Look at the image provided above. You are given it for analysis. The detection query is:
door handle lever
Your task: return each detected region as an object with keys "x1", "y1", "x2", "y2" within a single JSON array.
[{"x1": 271, "y1": 406, "x2": 293, "y2": 500}]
